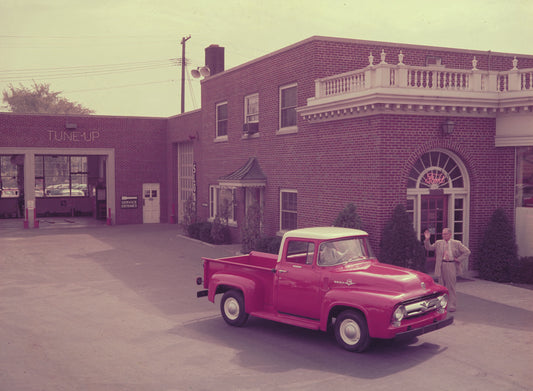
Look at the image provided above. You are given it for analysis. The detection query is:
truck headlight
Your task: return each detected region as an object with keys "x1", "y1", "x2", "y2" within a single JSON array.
[
  {"x1": 392, "y1": 305, "x2": 406, "y2": 327},
  {"x1": 437, "y1": 294, "x2": 448, "y2": 313}
]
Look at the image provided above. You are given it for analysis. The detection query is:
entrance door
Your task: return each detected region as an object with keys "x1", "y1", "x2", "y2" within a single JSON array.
[
  {"x1": 421, "y1": 195, "x2": 448, "y2": 262},
  {"x1": 143, "y1": 183, "x2": 160, "y2": 223}
]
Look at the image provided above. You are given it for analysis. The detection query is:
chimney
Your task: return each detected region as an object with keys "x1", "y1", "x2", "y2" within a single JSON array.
[{"x1": 205, "y1": 44, "x2": 224, "y2": 76}]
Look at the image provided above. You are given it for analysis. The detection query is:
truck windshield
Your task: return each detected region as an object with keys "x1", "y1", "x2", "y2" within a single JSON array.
[{"x1": 318, "y1": 237, "x2": 374, "y2": 266}]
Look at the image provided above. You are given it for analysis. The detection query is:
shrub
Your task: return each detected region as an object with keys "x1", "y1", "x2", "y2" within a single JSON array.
[
  {"x1": 255, "y1": 236, "x2": 283, "y2": 254},
  {"x1": 188, "y1": 221, "x2": 214, "y2": 243},
  {"x1": 477, "y1": 208, "x2": 518, "y2": 282},
  {"x1": 509, "y1": 256, "x2": 533, "y2": 284},
  {"x1": 182, "y1": 195, "x2": 197, "y2": 228},
  {"x1": 333, "y1": 203, "x2": 363, "y2": 229},
  {"x1": 379, "y1": 204, "x2": 426, "y2": 271},
  {"x1": 241, "y1": 202, "x2": 262, "y2": 253},
  {"x1": 211, "y1": 215, "x2": 231, "y2": 244}
]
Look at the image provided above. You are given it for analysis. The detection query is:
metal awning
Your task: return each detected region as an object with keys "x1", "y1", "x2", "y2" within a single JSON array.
[{"x1": 218, "y1": 157, "x2": 267, "y2": 187}]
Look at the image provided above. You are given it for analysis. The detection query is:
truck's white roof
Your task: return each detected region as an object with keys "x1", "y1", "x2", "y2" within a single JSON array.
[{"x1": 283, "y1": 227, "x2": 368, "y2": 240}]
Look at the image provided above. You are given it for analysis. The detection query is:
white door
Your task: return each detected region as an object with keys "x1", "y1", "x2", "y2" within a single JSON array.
[{"x1": 143, "y1": 183, "x2": 160, "y2": 223}]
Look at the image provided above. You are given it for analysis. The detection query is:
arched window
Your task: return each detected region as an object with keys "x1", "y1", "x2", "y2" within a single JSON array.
[
  {"x1": 407, "y1": 150, "x2": 464, "y2": 189},
  {"x1": 406, "y1": 149, "x2": 470, "y2": 248}
]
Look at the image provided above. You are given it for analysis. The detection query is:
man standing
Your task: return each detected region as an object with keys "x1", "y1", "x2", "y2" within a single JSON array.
[{"x1": 424, "y1": 228, "x2": 471, "y2": 312}]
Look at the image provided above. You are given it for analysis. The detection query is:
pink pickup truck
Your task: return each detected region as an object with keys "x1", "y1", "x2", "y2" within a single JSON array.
[{"x1": 196, "y1": 227, "x2": 453, "y2": 352}]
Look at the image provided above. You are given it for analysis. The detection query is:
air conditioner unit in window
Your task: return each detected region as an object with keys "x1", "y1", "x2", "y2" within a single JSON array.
[{"x1": 243, "y1": 122, "x2": 259, "y2": 134}]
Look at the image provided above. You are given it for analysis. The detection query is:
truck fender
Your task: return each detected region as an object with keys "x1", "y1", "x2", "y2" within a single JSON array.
[
  {"x1": 321, "y1": 289, "x2": 396, "y2": 337},
  {"x1": 208, "y1": 273, "x2": 261, "y2": 313},
  {"x1": 320, "y1": 289, "x2": 372, "y2": 332}
]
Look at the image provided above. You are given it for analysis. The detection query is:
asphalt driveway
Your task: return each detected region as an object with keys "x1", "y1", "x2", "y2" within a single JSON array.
[{"x1": 1, "y1": 223, "x2": 532, "y2": 391}]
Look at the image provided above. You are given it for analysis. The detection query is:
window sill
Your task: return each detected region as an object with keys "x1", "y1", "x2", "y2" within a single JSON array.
[
  {"x1": 241, "y1": 132, "x2": 260, "y2": 140},
  {"x1": 276, "y1": 126, "x2": 298, "y2": 136},
  {"x1": 214, "y1": 135, "x2": 228, "y2": 143}
]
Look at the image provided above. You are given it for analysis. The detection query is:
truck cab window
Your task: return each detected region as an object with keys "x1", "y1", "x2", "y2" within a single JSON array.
[{"x1": 286, "y1": 240, "x2": 315, "y2": 265}]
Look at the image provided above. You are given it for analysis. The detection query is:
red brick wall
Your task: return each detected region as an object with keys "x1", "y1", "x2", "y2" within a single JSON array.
[
  {"x1": 0, "y1": 113, "x2": 167, "y2": 225},
  {"x1": 194, "y1": 37, "x2": 520, "y2": 259},
  {"x1": 1, "y1": 37, "x2": 526, "y2": 261}
]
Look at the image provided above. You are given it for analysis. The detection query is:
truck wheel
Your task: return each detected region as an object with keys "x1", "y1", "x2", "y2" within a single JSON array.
[
  {"x1": 334, "y1": 310, "x2": 370, "y2": 352},
  {"x1": 220, "y1": 290, "x2": 249, "y2": 327}
]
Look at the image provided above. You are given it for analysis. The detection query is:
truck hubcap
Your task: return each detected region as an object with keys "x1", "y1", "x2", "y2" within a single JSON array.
[
  {"x1": 224, "y1": 298, "x2": 240, "y2": 320},
  {"x1": 340, "y1": 319, "x2": 361, "y2": 345}
]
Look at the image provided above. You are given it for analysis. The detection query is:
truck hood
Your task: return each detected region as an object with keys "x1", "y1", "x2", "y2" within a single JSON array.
[{"x1": 330, "y1": 260, "x2": 437, "y2": 295}]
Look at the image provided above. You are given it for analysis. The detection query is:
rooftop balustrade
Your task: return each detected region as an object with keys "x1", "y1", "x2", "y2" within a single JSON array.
[
  {"x1": 302, "y1": 50, "x2": 533, "y2": 121},
  {"x1": 315, "y1": 52, "x2": 532, "y2": 98}
]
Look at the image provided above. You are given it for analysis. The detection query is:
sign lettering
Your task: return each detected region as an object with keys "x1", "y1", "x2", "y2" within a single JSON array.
[
  {"x1": 48, "y1": 130, "x2": 100, "y2": 142},
  {"x1": 121, "y1": 196, "x2": 138, "y2": 209}
]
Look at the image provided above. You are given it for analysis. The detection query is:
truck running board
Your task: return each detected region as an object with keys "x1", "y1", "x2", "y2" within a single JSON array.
[{"x1": 251, "y1": 311, "x2": 321, "y2": 330}]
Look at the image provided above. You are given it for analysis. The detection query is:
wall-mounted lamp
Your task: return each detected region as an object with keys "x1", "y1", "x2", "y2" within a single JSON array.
[
  {"x1": 191, "y1": 66, "x2": 211, "y2": 78},
  {"x1": 441, "y1": 119, "x2": 454, "y2": 135},
  {"x1": 65, "y1": 123, "x2": 77, "y2": 130}
]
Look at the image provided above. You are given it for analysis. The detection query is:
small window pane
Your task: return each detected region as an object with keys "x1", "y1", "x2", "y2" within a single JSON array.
[
  {"x1": 245, "y1": 94, "x2": 259, "y2": 123},
  {"x1": 281, "y1": 191, "x2": 297, "y2": 230},
  {"x1": 280, "y1": 85, "x2": 297, "y2": 128},
  {"x1": 216, "y1": 103, "x2": 228, "y2": 137}
]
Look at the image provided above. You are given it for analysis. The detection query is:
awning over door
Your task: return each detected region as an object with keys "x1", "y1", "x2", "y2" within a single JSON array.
[{"x1": 218, "y1": 157, "x2": 267, "y2": 187}]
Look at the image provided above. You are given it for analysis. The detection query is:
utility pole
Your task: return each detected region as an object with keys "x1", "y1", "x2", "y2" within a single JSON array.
[{"x1": 180, "y1": 35, "x2": 191, "y2": 114}]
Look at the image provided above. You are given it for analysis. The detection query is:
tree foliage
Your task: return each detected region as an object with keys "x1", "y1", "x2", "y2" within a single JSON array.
[
  {"x1": 379, "y1": 204, "x2": 426, "y2": 271},
  {"x1": 477, "y1": 208, "x2": 518, "y2": 282},
  {"x1": 333, "y1": 203, "x2": 363, "y2": 229},
  {"x1": 241, "y1": 201, "x2": 262, "y2": 254},
  {"x1": 2, "y1": 82, "x2": 94, "y2": 115}
]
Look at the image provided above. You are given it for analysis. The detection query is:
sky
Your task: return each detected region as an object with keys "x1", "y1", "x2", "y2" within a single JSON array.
[{"x1": 1, "y1": 0, "x2": 532, "y2": 118}]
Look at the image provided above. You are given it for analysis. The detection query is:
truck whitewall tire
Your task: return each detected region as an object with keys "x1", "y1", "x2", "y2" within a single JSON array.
[
  {"x1": 220, "y1": 290, "x2": 249, "y2": 327},
  {"x1": 334, "y1": 310, "x2": 370, "y2": 352}
]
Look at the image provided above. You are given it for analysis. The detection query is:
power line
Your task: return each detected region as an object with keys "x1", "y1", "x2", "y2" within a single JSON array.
[
  {"x1": 1, "y1": 59, "x2": 175, "y2": 73},
  {"x1": 63, "y1": 79, "x2": 177, "y2": 93},
  {"x1": 0, "y1": 58, "x2": 188, "y2": 82}
]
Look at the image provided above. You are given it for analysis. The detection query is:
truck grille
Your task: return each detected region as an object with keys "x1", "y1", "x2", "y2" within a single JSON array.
[{"x1": 403, "y1": 294, "x2": 441, "y2": 318}]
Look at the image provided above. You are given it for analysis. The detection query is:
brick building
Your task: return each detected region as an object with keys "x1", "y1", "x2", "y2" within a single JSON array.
[{"x1": 1, "y1": 36, "x2": 533, "y2": 262}]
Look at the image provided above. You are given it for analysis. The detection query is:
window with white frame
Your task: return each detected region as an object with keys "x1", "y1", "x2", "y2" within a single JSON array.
[
  {"x1": 516, "y1": 146, "x2": 533, "y2": 208},
  {"x1": 209, "y1": 185, "x2": 235, "y2": 223},
  {"x1": 279, "y1": 84, "x2": 297, "y2": 129},
  {"x1": 216, "y1": 102, "x2": 228, "y2": 138},
  {"x1": 280, "y1": 189, "x2": 297, "y2": 231},
  {"x1": 244, "y1": 93, "x2": 259, "y2": 124}
]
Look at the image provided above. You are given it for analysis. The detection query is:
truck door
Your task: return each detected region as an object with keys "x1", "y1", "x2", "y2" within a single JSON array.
[{"x1": 276, "y1": 240, "x2": 321, "y2": 320}]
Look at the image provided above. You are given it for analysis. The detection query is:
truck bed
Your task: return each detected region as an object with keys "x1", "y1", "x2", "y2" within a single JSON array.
[
  {"x1": 202, "y1": 251, "x2": 278, "y2": 270},
  {"x1": 201, "y1": 251, "x2": 279, "y2": 310}
]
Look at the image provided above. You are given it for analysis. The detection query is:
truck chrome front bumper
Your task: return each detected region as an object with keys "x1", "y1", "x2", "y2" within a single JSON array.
[{"x1": 394, "y1": 316, "x2": 454, "y2": 340}]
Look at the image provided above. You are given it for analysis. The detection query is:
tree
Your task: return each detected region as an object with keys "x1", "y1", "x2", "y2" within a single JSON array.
[
  {"x1": 241, "y1": 201, "x2": 262, "y2": 253},
  {"x1": 477, "y1": 208, "x2": 518, "y2": 282},
  {"x1": 2, "y1": 82, "x2": 94, "y2": 115},
  {"x1": 333, "y1": 203, "x2": 363, "y2": 229},
  {"x1": 379, "y1": 204, "x2": 426, "y2": 271}
]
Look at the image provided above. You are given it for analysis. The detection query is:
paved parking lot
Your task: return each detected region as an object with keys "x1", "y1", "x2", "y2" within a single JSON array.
[{"x1": 1, "y1": 222, "x2": 532, "y2": 391}]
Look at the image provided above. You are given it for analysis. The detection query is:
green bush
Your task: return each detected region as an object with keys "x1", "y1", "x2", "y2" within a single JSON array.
[
  {"x1": 477, "y1": 208, "x2": 518, "y2": 283},
  {"x1": 241, "y1": 202, "x2": 262, "y2": 253},
  {"x1": 509, "y1": 256, "x2": 533, "y2": 284},
  {"x1": 188, "y1": 221, "x2": 214, "y2": 243},
  {"x1": 379, "y1": 204, "x2": 426, "y2": 271},
  {"x1": 254, "y1": 236, "x2": 283, "y2": 254},
  {"x1": 333, "y1": 203, "x2": 363, "y2": 229},
  {"x1": 187, "y1": 220, "x2": 231, "y2": 245},
  {"x1": 211, "y1": 215, "x2": 231, "y2": 244}
]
